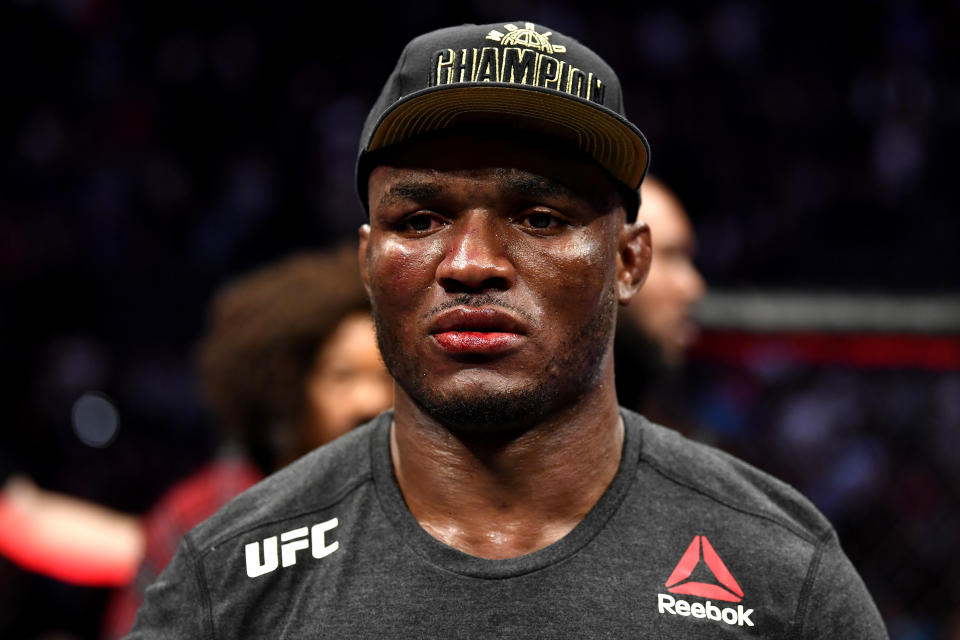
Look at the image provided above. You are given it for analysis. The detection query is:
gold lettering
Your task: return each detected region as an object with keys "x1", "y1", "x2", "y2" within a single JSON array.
[
  {"x1": 588, "y1": 73, "x2": 605, "y2": 104},
  {"x1": 453, "y1": 48, "x2": 476, "y2": 83},
  {"x1": 567, "y1": 68, "x2": 587, "y2": 97},
  {"x1": 537, "y1": 55, "x2": 560, "y2": 89},
  {"x1": 475, "y1": 47, "x2": 500, "y2": 82},
  {"x1": 501, "y1": 47, "x2": 536, "y2": 84},
  {"x1": 434, "y1": 49, "x2": 456, "y2": 85},
  {"x1": 554, "y1": 61, "x2": 567, "y2": 91}
]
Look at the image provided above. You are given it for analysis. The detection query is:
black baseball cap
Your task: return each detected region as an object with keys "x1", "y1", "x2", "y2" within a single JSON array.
[{"x1": 356, "y1": 21, "x2": 650, "y2": 212}]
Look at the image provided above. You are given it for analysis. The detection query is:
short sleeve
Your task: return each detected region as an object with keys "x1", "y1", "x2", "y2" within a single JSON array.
[
  {"x1": 124, "y1": 536, "x2": 212, "y2": 640},
  {"x1": 797, "y1": 532, "x2": 888, "y2": 639}
]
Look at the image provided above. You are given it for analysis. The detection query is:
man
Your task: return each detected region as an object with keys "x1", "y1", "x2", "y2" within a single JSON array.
[
  {"x1": 615, "y1": 177, "x2": 706, "y2": 425},
  {"x1": 128, "y1": 22, "x2": 886, "y2": 638},
  {"x1": 624, "y1": 176, "x2": 706, "y2": 366}
]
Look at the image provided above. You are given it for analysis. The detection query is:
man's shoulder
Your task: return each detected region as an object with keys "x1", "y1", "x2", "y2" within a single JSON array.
[
  {"x1": 183, "y1": 413, "x2": 388, "y2": 554},
  {"x1": 625, "y1": 408, "x2": 832, "y2": 544}
]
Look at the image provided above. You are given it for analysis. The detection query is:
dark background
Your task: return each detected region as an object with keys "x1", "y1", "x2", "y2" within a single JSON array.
[{"x1": 1, "y1": 1, "x2": 957, "y2": 638}]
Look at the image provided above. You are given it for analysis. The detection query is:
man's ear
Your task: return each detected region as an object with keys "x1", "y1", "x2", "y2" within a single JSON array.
[
  {"x1": 616, "y1": 219, "x2": 651, "y2": 305},
  {"x1": 358, "y1": 224, "x2": 372, "y2": 298}
]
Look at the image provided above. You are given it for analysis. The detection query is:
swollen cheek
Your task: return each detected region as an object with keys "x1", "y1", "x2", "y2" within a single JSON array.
[{"x1": 374, "y1": 242, "x2": 439, "y2": 300}]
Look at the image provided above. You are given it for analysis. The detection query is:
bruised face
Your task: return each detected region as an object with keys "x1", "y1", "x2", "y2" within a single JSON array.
[{"x1": 360, "y1": 132, "x2": 649, "y2": 432}]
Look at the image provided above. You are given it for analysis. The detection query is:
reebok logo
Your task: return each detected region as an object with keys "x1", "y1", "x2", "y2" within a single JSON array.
[
  {"x1": 666, "y1": 535, "x2": 743, "y2": 601},
  {"x1": 657, "y1": 535, "x2": 755, "y2": 627},
  {"x1": 658, "y1": 594, "x2": 754, "y2": 627},
  {"x1": 244, "y1": 518, "x2": 339, "y2": 578}
]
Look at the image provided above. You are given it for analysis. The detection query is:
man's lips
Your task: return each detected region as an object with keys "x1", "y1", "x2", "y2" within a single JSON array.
[{"x1": 429, "y1": 307, "x2": 527, "y2": 355}]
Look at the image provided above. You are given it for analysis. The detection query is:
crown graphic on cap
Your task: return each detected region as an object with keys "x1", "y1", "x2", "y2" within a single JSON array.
[
  {"x1": 356, "y1": 21, "x2": 650, "y2": 209},
  {"x1": 486, "y1": 22, "x2": 566, "y2": 54}
]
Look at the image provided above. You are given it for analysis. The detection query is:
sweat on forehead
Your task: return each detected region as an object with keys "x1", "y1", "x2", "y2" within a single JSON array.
[
  {"x1": 364, "y1": 128, "x2": 637, "y2": 218},
  {"x1": 375, "y1": 171, "x2": 584, "y2": 209}
]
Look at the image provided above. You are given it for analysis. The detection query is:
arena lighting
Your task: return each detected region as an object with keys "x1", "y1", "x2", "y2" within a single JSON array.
[
  {"x1": 71, "y1": 391, "x2": 120, "y2": 447},
  {"x1": 695, "y1": 291, "x2": 960, "y2": 334},
  {"x1": 692, "y1": 290, "x2": 960, "y2": 370}
]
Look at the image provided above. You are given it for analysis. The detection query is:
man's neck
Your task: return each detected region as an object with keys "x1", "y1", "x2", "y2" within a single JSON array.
[{"x1": 389, "y1": 380, "x2": 624, "y2": 559}]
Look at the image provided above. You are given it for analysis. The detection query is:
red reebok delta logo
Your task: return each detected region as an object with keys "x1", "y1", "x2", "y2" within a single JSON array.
[{"x1": 664, "y1": 535, "x2": 744, "y2": 603}]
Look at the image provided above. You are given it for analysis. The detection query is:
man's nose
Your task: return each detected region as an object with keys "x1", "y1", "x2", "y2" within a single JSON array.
[{"x1": 435, "y1": 212, "x2": 515, "y2": 292}]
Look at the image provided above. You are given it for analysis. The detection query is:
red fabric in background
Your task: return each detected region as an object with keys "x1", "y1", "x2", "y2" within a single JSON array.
[
  {"x1": 692, "y1": 331, "x2": 960, "y2": 371},
  {"x1": 101, "y1": 458, "x2": 263, "y2": 639}
]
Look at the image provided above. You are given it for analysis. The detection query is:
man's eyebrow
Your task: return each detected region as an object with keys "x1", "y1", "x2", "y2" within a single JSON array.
[
  {"x1": 500, "y1": 172, "x2": 614, "y2": 212},
  {"x1": 498, "y1": 173, "x2": 571, "y2": 201},
  {"x1": 378, "y1": 182, "x2": 441, "y2": 208}
]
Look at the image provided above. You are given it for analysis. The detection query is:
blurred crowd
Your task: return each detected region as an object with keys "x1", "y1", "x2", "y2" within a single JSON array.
[
  {"x1": 684, "y1": 360, "x2": 960, "y2": 638},
  {"x1": 0, "y1": 1, "x2": 957, "y2": 638}
]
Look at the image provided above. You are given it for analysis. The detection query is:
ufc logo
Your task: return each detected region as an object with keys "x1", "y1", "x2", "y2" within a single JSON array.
[{"x1": 244, "y1": 518, "x2": 340, "y2": 578}]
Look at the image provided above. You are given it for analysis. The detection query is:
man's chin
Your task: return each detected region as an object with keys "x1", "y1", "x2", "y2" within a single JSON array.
[{"x1": 405, "y1": 385, "x2": 561, "y2": 434}]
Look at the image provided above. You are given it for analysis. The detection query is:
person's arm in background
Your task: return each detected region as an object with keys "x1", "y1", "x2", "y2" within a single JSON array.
[{"x1": 0, "y1": 475, "x2": 144, "y2": 586}]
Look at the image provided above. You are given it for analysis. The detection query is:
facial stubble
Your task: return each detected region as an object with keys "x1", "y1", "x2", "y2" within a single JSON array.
[{"x1": 371, "y1": 287, "x2": 618, "y2": 433}]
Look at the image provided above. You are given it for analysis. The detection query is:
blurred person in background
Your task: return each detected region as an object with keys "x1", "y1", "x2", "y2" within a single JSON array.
[
  {"x1": 0, "y1": 246, "x2": 393, "y2": 638},
  {"x1": 615, "y1": 176, "x2": 706, "y2": 428},
  {"x1": 193, "y1": 245, "x2": 392, "y2": 474},
  {"x1": 101, "y1": 245, "x2": 393, "y2": 637}
]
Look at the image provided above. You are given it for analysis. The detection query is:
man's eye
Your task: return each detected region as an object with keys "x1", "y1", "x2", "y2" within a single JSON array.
[
  {"x1": 521, "y1": 212, "x2": 563, "y2": 230},
  {"x1": 528, "y1": 213, "x2": 553, "y2": 228},
  {"x1": 402, "y1": 214, "x2": 439, "y2": 232}
]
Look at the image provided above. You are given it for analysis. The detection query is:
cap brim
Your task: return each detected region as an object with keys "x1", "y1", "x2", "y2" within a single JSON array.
[{"x1": 365, "y1": 83, "x2": 650, "y2": 190}]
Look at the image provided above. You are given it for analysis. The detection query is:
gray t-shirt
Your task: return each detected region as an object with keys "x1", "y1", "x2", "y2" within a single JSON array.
[{"x1": 127, "y1": 409, "x2": 887, "y2": 638}]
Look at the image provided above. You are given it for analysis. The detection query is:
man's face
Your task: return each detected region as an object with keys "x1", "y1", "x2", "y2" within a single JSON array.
[
  {"x1": 360, "y1": 132, "x2": 648, "y2": 432},
  {"x1": 625, "y1": 179, "x2": 705, "y2": 365}
]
